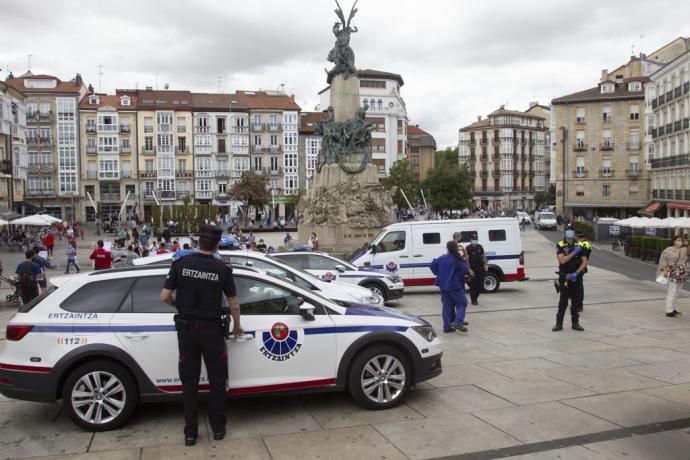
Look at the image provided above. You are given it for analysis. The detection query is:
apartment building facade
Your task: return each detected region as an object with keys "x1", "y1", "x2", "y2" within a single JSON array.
[
  {"x1": 647, "y1": 47, "x2": 690, "y2": 216},
  {"x1": 459, "y1": 106, "x2": 548, "y2": 211},
  {"x1": 78, "y1": 92, "x2": 139, "y2": 221},
  {"x1": 6, "y1": 72, "x2": 87, "y2": 219},
  {"x1": 319, "y1": 69, "x2": 407, "y2": 177},
  {"x1": 406, "y1": 124, "x2": 436, "y2": 181},
  {"x1": 298, "y1": 112, "x2": 326, "y2": 191},
  {"x1": 0, "y1": 80, "x2": 27, "y2": 214}
]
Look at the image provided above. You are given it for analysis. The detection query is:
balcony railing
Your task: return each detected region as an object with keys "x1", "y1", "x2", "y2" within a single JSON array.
[
  {"x1": 573, "y1": 170, "x2": 588, "y2": 178},
  {"x1": 627, "y1": 142, "x2": 641, "y2": 150},
  {"x1": 141, "y1": 147, "x2": 156, "y2": 155},
  {"x1": 86, "y1": 171, "x2": 97, "y2": 179},
  {"x1": 233, "y1": 126, "x2": 249, "y2": 134},
  {"x1": 479, "y1": 171, "x2": 488, "y2": 178},
  {"x1": 650, "y1": 154, "x2": 690, "y2": 169},
  {"x1": 160, "y1": 191, "x2": 176, "y2": 200},
  {"x1": 176, "y1": 191, "x2": 191, "y2": 199},
  {"x1": 120, "y1": 125, "x2": 131, "y2": 133},
  {"x1": 658, "y1": 126, "x2": 666, "y2": 136},
  {"x1": 175, "y1": 171, "x2": 193, "y2": 178},
  {"x1": 215, "y1": 170, "x2": 230, "y2": 178},
  {"x1": 99, "y1": 193, "x2": 121, "y2": 201},
  {"x1": 626, "y1": 169, "x2": 641, "y2": 178},
  {"x1": 177, "y1": 126, "x2": 186, "y2": 133},
  {"x1": 97, "y1": 124, "x2": 118, "y2": 133},
  {"x1": 121, "y1": 145, "x2": 131, "y2": 154},
  {"x1": 141, "y1": 171, "x2": 157, "y2": 178},
  {"x1": 267, "y1": 123, "x2": 282, "y2": 131},
  {"x1": 195, "y1": 126, "x2": 211, "y2": 134},
  {"x1": 144, "y1": 126, "x2": 153, "y2": 133},
  {"x1": 27, "y1": 189, "x2": 55, "y2": 196},
  {"x1": 86, "y1": 125, "x2": 96, "y2": 134},
  {"x1": 573, "y1": 143, "x2": 587, "y2": 151},
  {"x1": 675, "y1": 121, "x2": 683, "y2": 132},
  {"x1": 599, "y1": 142, "x2": 614, "y2": 151},
  {"x1": 575, "y1": 117, "x2": 585, "y2": 124},
  {"x1": 599, "y1": 169, "x2": 615, "y2": 178},
  {"x1": 176, "y1": 147, "x2": 190, "y2": 154},
  {"x1": 492, "y1": 169, "x2": 500, "y2": 177},
  {"x1": 195, "y1": 191, "x2": 213, "y2": 200}
]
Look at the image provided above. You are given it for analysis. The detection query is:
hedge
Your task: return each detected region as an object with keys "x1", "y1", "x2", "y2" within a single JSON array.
[{"x1": 572, "y1": 221, "x2": 593, "y2": 240}]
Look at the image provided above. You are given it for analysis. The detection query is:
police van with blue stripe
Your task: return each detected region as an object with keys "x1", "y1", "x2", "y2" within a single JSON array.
[
  {"x1": 271, "y1": 252, "x2": 405, "y2": 301},
  {"x1": 349, "y1": 218, "x2": 526, "y2": 293},
  {"x1": 0, "y1": 265, "x2": 442, "y2": 431}
]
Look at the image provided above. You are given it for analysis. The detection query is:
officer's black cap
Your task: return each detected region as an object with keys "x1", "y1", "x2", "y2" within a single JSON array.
[
  {"x1": 199, "y1": 224, "x2": 223, "y2": 242},
  {"x1": 575, "y1": 229, "x2": 585, "y2": 237}
]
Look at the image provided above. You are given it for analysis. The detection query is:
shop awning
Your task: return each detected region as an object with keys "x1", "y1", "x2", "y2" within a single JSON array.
[
  {"x1": 667, "y1": 202, "x2": 690, "y2": 211},
  {"x1": 639, "y1": 201, "x2": 662, "y2": 215}
]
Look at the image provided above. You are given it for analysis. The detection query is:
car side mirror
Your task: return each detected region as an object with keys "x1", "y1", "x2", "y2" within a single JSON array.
[
  {"x1": 299, "y1": 300, "x2": 315, "y2": 321},
  {"x1": 335, "y1": 264, "x2": 346, "y2": 273},
  {"x1": 369, "y1": 244, "x2": 377, "y2": 254}
]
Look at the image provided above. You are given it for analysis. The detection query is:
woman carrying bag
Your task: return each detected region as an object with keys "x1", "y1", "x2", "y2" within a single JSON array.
[{"x1": 657, "y1": 235, "x2": 689, "y2": 317}]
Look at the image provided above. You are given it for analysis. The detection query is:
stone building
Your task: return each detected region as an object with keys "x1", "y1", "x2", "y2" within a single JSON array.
[
  {"x1": 406, "y1": 124, "x2": 436, "y2": 181},
  {"x1": 458, "y1": 105, "x2": 548, "y2": 211},
  {"x1": 78, "y1": 92, "x2": 139, "y2": 221},
  {"x1": 646, "y1": 44, "x2": 690, "y2": 217},
  {"x1": 0, "y1": 80, "x2": 27, "y2": 214},
  {"x1": 5, "y1": 72, "x2": 88, "y2": 219},
  {"x1": 298, "y1": 111, "x2": 326, "y2": 191},
  {"x1": 319, "y1": 69, "x2": 407, "y2": 177}
]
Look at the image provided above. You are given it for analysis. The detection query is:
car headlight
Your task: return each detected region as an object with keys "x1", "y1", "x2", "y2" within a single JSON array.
[
  {"x1": 411, "y1": 325, "x2": 437, "y2": 342},
  {"x1": 351, "y1": 293, "x2": 382, "y2": 305}
]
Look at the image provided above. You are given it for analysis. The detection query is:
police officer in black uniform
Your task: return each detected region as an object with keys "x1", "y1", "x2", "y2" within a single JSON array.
[
  {"x1": 554, "y1": 228, "x2": 587, "y2": 332},
  {"x1": 160, "y1": 224, "x2": 243, "y2": 446},
  {"x1": 465, "y1": 235, "x2": 488, "y2": 306}
]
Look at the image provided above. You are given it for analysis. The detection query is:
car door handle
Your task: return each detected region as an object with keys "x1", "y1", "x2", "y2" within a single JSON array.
[
  {"x1": 414, "y1": 254, "x2": 423, "y2": 257},
  {"x1": 399, "y1": 255, "x2": 409, "y2": 258},
  {"x1": 122, "y1": 332, "x2": 149, "y2": 340}
]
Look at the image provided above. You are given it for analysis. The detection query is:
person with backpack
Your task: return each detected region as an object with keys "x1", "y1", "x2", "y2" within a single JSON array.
[
  {"x1": 16, "y1": 250, "x2": 41, "y2": 304},
  {"x1": 65, "y1": 241, "x2": 80, "y2": 274}
]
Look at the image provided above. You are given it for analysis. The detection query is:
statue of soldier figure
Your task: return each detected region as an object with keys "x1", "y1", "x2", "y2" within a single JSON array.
[
  {"x1": 326, "y1": 0, "x2": 359, "y2": 80},
  {"x1": 314, "y1": 102, "x2": 373, "y2": 173}
]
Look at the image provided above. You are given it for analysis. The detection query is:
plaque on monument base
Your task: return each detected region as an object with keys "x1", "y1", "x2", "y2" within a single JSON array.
[{"x1": 297, "y1": 164, "x2": 393, "y2": 255}]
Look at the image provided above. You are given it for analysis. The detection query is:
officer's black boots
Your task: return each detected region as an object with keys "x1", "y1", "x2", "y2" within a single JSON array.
[
  {"x1": 552, "y1": 324, "x2": 563, "y2": 332},
  {"x1": 185, "y1": 436, "x2": 197, "y2": 446},
  {"x1": 572, "y1": 323, "x2": 585, "y2": 331}
]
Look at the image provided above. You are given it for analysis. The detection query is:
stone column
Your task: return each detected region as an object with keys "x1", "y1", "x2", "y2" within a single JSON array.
[{"x1": 329, "y1": 75, "x2": 360, "y2": 122}]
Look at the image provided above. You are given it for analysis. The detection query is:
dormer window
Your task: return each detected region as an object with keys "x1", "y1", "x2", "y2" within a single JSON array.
[
  {"x1": 89, "y1": 96, "x2": 99, "y2": 105},
  {"x1": 601, "y1": 83, "x2": 615, "y2": 94},
  {"x1": 120, "y1": 96, "x2": 131, "y2": 106},
  {"x1": 628, "y1": 81, "x2": 642, "y2": 92}
]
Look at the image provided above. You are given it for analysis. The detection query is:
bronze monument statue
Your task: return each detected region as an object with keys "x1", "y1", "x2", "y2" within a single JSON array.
[{"x1": 326, "y1": 0, "x2": 359, "y2": 82}]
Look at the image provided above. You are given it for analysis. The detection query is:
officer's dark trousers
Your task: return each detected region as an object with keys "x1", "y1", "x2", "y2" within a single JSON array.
[
  {"x1": 577, "y1": 276, "x2": 585, "y2": 311},
  {"x1": 176, "y1": 321, "x2": 228, "y2": 438},
  {"x1": 469, "y1": 269, "x2": 484, "y2": 303},
  {"x1": 556, "y1": 274, "x2": 582, "y2": 326}
]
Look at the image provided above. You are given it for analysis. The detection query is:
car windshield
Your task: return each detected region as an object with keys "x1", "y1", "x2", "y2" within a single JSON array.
[
  {"x1": 348, "y1": 230, "x2": 385, "y2": 262},
  {"x1": 264, "y1": 271, "x2": 333, "y2": 305},
  {"x1": 263, "y1": 255, "x2": 325, "y2": 285},
  {"x1": 540, "y1": 213, "x2": 556, "y2": 219}
]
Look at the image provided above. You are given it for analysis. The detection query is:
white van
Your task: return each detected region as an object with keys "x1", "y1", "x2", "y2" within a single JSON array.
[
  {"x1": 534, "y1": 211, "x2": 558, "y2": 230},
  {"x1": 349, "y1": 218, "x2": 526, "y2": 293}
]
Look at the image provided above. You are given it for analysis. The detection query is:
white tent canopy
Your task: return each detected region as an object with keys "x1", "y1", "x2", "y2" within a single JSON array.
[
  {"x1": 0, "y1": 218, "x2": 8, "y2": 225},
  {"x1": 37, "y1": 214, "x2": 62, "y2": 223},
  {"x1": 11, "y1": 214, "x2": 54, "y2": 226},
  {"x1": 614, "y1": 216, "x2": 690, "y2": 228}
]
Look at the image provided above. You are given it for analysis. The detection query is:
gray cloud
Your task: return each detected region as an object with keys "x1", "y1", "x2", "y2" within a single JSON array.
[{"x1": 1, "y1": 0, "x2": 688, "y2": 147}]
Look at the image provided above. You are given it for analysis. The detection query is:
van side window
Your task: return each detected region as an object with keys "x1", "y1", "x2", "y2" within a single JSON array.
[
  {"x1": 377, "y1": 231, "x2": 406, "y2": 253},
  {"x1": 488, "y1": 230, "x2": 506, "y2": 241},
  {"x1": 422, "y1": 233, "x2": 440, "y2": 244},
  {"x1": 455, "y1": 231, "x2": 477, "y2": 243}
]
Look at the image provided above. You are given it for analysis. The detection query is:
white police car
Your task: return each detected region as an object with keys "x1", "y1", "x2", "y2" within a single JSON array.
[
  {"x1": 271, "y1": 252, "x2": 405, "y2": 301},
  {"x1": 0, "y1": 265, "x2": 442, "y2": 431},
  {"x1": 134, "y1": 251, "x2": 384, "y2": 307}
]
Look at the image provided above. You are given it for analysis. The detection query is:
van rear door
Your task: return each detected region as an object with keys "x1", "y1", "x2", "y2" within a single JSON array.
[{"x1": 410, "y1": 226, "x2": 444, "y2": 283}]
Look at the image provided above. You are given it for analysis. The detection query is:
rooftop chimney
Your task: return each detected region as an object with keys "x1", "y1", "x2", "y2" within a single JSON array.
[
  {"x1": 477, "y1": 116, "x2": 482, "y2": 122},
  {"x1": 164, "y1": 83, "x2": 169, "y2": 90},
  {"x1": 600, "y1": 69, "x2": 608, "y2": 82},
  {"x1": 529, "y1": 101, "x2": 538, "y2": 108},
  {"x1": 75, "y1": 73, "x2": 82, "y2": 86},
  {"x1": 500, "y1": 104, "x2": 505, "y2": 110}
]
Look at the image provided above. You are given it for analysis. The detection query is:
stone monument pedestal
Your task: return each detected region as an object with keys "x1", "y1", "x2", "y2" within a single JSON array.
[{"x1": 298, "y1": 164, "x2": 393, "y2": 255}]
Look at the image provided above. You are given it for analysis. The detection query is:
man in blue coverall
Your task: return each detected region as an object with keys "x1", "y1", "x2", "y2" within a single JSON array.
[{"x1": 430, "y1": 241, "x2": 470, "y2": 333}]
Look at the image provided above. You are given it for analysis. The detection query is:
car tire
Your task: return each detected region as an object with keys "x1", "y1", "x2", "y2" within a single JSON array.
[
  {"x1": 348, "y1": 345, "x2": 411, "y2": 410},
  {"x1": 62, "y1": 360, "x2": 137, "y2": 431},
  {"x1": 482, "y1": 271, "x2": 501, "y2": 293},
  {"x1": 363, "y1": 282, "x2": 387, "y2": 301}
]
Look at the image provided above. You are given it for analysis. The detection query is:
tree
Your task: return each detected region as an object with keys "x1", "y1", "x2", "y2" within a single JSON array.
[
  {"x1": 383, "y1": 159, "x2": 419, "y2": 211},
  {"x1": 534, "y1": 183, "x2": 556, "y2": 210},
  {"x1": 231, "y1": 171, "x2": 270, "y2": 225},
  {"x1": 422, "y1": 147, "x2": 472, "y2": 213}
]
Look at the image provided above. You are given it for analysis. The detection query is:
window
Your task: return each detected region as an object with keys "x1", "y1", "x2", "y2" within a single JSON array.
[
  {"x1": 576, "y1": 157, "x2": 585, "y2": 177},
  {"x1": 602, "y1": 129, "x2": 612, "y2": 147},
  {"x1": 576, "y1": 184, "x2": 585, "y2": 196},
  {"x1": 422, "y1": 233, "x2": 441, "y2": 244},
  {"x1": 144, "y1": 136, "x2": 154, "y2": 151},
  {"x1": 127, "y1": 277, "x2": 176, "y2": 313},
  {"x1": 601, "y1": 83, "x2": 614, "y2": 94},
  {"x1": 488, "y1": 230, "x2": 506, "y2": 241},
  {"x1": 234, "y1": 276, "x2": 304, "y2": 315},
  {"x1": 454, "y1": 231, "x2": 478, "y2": 243},
  {"x1": 630, "y1": 105, "x2": 640, "y2": 120},
  {"x1": 270, "y1": 254, "x2": 308, "y2": 270},
  {"x1": 254, "y1": 135, "x2": 261, "y2": 146},
  {"x1": 144, "y1": 117, "x2": 153, "y2": 133},
  {"x1": 629, "y1": 129, "x2": 640, "y2": 149},
  {"x1": 60, "y1": 279, "x2": 133, "y2": 313},
  {"x1": 178, "y1": 136, "x2": 186, "y2": 152},
  {"x1": 253, "y1": 114, "x2": 261, "y2": 128},
  {"x1": 270, "y1": 135, "x2": 278, "y2": 146},
  {"x1": 629, "y1": 183, "x2": 639, "y2": 194},
  {"x1": 576, "y1": 108, "x2": 585, "y2": 123},
  {"x1": 376, "y1": 231, "x2": 406, "y2": 253},
  {"x1": 360, "y1": 80, "x2": 386, "y2": 89},
  {"x1": 628, "y1": 81, "x2": 642, "y2": 92},
  {"x1": 120, "y1": 96, "x2": 131, "y2": 106},
  {"x1": 576, "y1": 130, "x2": 585, "y2": 148},
  {"x1": 602, "y1": 106, "x2": 612, "y2": 122},
  {"x1": 603, "y1": 184, "x2": 611, "y2": 196},
  {"x1": 218, "y1": 183, "x2": 227, "y2": 194},
  {"x1": 602, "y1": 158, "x2": 612, "y2": 177}
]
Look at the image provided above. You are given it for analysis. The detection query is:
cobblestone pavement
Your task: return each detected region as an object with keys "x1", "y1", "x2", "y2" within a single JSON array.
[{"x1": 1, "y1": 229, "x2": 690, "y2": 459}]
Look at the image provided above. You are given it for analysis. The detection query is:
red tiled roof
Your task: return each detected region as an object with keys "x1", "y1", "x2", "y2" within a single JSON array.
[
  {"x1": 79, "y1": 94, "x2": 138, "y2": 110},
  {"x1": 5, "y1": 75, "x2": 85, "y2": 95},
  {"x1": 231, "y1": 91, "x2": 301, "y2": 111},
  {"x1": 407, "y1": 124, "x2": 431, "y2": 136},
  {"x1": 552, "y1": 77, "x2": 650, "y2": 104},
  {"x1": 299, "y1": 111, "x2": 328, "y2": 134},
  {"x1": 191, "y1": 93, "x2": 233, "y2": 111}
]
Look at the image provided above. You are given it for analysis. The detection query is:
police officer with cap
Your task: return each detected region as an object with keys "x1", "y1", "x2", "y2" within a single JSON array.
[
  {"x1": 554, "y1": 228, "x2": 587, "y2": 332},
  {"x1": 160, "y1": 224, "x2": 243, "y2": 446},
  {"x1": 574, "y1": 229, "x2": 591, "y2": 313}
]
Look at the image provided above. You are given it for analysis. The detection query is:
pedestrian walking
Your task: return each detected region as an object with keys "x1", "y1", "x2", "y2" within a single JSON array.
[
  {"x1": 553, "y1": 229, "x2": 587, "y2": 331},
  {"x1": 160, "y1": 224, "x2": 243, "y2": 446},
  {"x1": 44, "y1": 232, "x2": 55, "y2": 257},
  {"x1": 309, "y1": 232, "x2": 319, "y2": 251},
  {"x1": 430, "y1": 241, "x2": 470, "y2": 333},
  {"x1": 464, "y1": 235, "x2": 488, "y2": 306},
  {"x1": 89, "y1": 240, "x2": 113, "y2": 270},
  {"x1": 65, "y1": 241, "x2": 80, "y2": 274},
  {"x1": 657, "y1": 235, "x2": 689, "y2": 317},
  {"x1": 575, "y1": 229, "x2": 591, "y2": 313},
  {"x1": 16, "y1": 250, "x2": 41, "y2": 304},
  {"x1": 520, "y1": 218, "x2": 526, "y2": 232}
]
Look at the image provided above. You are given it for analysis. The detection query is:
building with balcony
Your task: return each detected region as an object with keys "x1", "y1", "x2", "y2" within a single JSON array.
[
  {"x1": 406, "y1": 124, "x2": 436, "y2": 181},
  {"x1": 5, "y1": 72, "x2": 87, "y2": 219},
  {"x1": 298, "y1": 111, "x2": 327, "y2": 191},
  {"x1": 646, "y1": 43, "x2": 690, "y2": 217},
  {"x1": 78, "y1": 91, "x2": 139, "y2": 222},
  {"x1": 459, "y1": 105, "x2": 548, "y2": 211},
  {"x1": 318, "y1": 69, "x2": 407, "y2": 177},
  {"x1": 0, "y1": 80, "x2": 27, "y2": 215},
  {"x1": 117, "y1": 88, "x2": 193, "y2": 216}
]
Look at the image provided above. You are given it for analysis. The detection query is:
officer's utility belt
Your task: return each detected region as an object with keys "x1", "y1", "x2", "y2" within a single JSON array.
[{"x1": 174, "y1": 314, "x2": 221, "y2": 330}]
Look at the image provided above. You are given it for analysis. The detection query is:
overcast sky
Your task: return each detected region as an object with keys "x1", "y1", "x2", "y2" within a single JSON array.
[{"x1": 1, "y1": 0, "x2": 688, "y2": 148}]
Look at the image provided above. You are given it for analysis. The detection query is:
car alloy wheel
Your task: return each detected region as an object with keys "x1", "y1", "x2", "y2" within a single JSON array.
[
  {"x1": 482, "y1": 272, "x2": 500, "y2": 293},
  {"x1": 365, "y1": 284, "x2": 386, "y2": 300},
  {"x1": 71, "y1": 371, "x2": 126, "y2": 425},
  {"x1": 360, "y1": 354, "x2": 406, "y2": 404}
]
